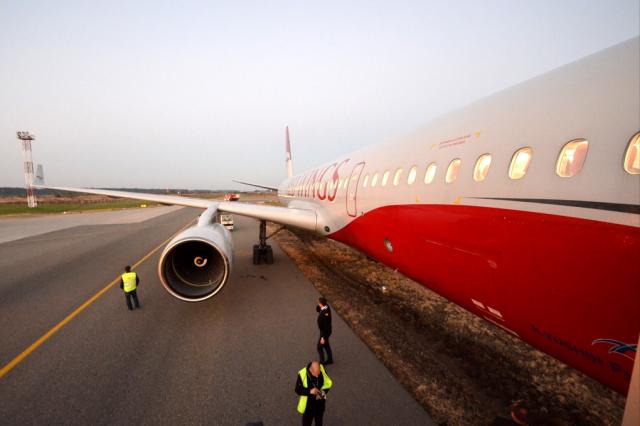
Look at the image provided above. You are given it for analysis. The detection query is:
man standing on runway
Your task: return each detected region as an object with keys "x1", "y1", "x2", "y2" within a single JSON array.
[
  {"x1": 120, "y1": 265, "x2": 140, "y2": 310},
  {"x1": 316, "y1": 297, "x2": 333, "y2": 365}
]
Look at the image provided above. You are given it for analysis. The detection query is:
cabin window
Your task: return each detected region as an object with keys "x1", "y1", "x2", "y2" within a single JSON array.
[
  {"x1": 445, "y1": 159, "x2": 461, "y2": 183},
  {"x1": 407, "y1": 165, "x2": 418, "y2": 185},
  {"x1": 509, "y1": 147, "x2": 532, "y2": 180},
  {"x1": 393, "y1": 168, "x2": 403, "y2": 186},
  {"x1": 624, "y1": 132, "x2": 640, "y2": 174},
  {"x1": 362, "y1": 174, "x2": 369, "y2": 188},
  {"x1": 556, "y1": 139, "x2": 589, "y2": 177},
  {"x1": 424, "y1": 162, "x2": 436, "y2": 184},
  {"x1": 473, "y1": 154, "x2": 492, "y2": 182},
  {"x1": 381, "y1": 170, "x2": 390, "y2": 186},
  {"x1": 371, "y1": 172, "x2": 379, "y2": 187}
]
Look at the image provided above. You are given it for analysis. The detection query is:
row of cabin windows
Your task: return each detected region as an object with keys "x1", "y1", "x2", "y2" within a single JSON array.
[
  {"x1": 289, "y1": 133, "x2": 639, "y2": 195},
  {"x1": 361, "y1": 133, "x2": 640, "y2": 189}
]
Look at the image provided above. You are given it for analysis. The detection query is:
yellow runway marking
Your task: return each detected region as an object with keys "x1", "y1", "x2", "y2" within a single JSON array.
[{"x1": 0, "y1": 218, "x2": 196, "y2": 379}]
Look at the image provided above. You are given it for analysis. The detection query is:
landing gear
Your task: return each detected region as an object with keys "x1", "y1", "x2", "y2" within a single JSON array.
[{"x1": 253, "y1": 220, "x2": 274, "y2": 265}]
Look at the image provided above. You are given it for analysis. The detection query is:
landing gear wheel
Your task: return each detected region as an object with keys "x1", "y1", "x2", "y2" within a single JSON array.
[
  {"x1": 266, "y1": 246, "x2": 274, "y2": 264},
  {"x1": 252, "y1": 220, "x2": 274, "y2": 265}
]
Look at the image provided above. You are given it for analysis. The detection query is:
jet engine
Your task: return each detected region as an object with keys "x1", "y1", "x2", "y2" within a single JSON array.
[{"x1": 158, "y1": 222, "x2": 234, "y2": 302}]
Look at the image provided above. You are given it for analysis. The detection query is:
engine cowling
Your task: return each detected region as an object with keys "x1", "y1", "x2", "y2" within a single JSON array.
[{"x1": 158, "y1": 223, "x2": 234, "y2": 302}]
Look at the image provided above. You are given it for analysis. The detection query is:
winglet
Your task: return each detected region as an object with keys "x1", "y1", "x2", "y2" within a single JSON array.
[{"x1": 285, "y1": 126, "x2": 293, "y2": 179}]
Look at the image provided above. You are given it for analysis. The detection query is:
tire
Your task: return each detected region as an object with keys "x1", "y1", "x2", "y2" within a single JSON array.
[
  {"x1": 252, "y1": 245, "x2": 260, "y2": 265},
  {"x1": 266, "y1": 246, "x2": 274, "y2": 264}
]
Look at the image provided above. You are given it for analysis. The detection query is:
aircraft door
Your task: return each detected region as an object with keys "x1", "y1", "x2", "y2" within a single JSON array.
[{"x1": 346, "y1": 162, "x2": 365, "y2": 217}]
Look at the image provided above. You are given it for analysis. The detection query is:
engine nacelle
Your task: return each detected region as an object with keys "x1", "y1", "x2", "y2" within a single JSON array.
[{"x1": 158, "y1": 223, "x2": 234, "y2": 302}]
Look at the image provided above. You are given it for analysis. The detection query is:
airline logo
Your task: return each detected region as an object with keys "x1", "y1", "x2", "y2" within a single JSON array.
[
  {"x1": 592, "y1": 338, "x2": 637, "y2": 361},
  {"x1": 286, "y1": 159, "x2": 351, "y2": 200}
]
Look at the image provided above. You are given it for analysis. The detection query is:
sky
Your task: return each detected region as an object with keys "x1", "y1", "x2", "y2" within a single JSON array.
[{"x1": 1, "y1": 0, "x2": 638, "y2": 189}]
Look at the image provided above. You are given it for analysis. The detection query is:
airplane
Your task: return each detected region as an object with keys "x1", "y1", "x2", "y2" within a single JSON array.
[{"x1": 31, "y1": 37, "x2": 638, "y2": 396}]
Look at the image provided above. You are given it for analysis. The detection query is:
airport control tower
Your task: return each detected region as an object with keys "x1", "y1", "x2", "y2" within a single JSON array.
[{"x1": 16, "y1": 131, "x2": 38, "y2": 208}]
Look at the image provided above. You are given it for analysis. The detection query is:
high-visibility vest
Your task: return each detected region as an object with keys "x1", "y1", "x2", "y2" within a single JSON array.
[
  {"x1": 122, "y1": 272, "x2": 137, "y2": 293},
  {"x1": 297, "y1": 364, "x2": 332, "y2": 414}
]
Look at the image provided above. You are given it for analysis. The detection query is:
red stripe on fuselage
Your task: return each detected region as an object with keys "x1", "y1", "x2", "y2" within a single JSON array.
[{"x1": 329, "y1": 204, "x2": 640, "y2": 394}]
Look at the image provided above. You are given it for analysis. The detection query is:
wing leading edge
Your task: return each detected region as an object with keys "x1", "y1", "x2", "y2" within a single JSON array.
[
  {"x1": 36, "y1": 185, "x2": 213, "y2": 208},
  {"x1": 34, "y1": 185, "x2": 317, "y2": 231}
]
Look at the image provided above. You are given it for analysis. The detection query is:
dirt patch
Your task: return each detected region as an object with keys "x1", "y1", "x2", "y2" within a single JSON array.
[{"x1": 272, "y1": 226, "x2": 625, "y2": 425}]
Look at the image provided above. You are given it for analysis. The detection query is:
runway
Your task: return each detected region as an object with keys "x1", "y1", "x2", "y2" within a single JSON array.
[
  {"x1": 0, "y1": 207, "x2": 433, "y2": 425},
  {"x1": 0, "y1": 205, "x2": 184, "y2": 244}
]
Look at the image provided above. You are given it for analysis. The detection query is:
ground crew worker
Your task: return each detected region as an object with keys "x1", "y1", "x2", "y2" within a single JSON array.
[
  {"x1": 120, "y1": 265, "x2": 140, "y2": 310},
  {"x1": 295, "y1": 360, "x2": 333, "y2": 426},
  {"x1": 316, "y1": 297, "x2": 333, "y2": 365}
]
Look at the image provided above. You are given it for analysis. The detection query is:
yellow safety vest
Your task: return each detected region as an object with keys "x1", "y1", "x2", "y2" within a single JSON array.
[
  {"x1": 122, "y1": 272, "x2": 137, "y2": 293},
  {"x1": 297, "y1": 365, "x2": 332, "y2": 414}
]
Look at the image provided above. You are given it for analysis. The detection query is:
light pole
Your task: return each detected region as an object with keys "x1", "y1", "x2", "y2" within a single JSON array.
[{"x1": 16, "y1": 131, "x2": 38, "y2": 208}]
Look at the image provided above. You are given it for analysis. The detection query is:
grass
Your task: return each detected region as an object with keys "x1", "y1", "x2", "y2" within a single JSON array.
[{"x1": 0, "y1": 200, "x2": 158, "y2": 216}]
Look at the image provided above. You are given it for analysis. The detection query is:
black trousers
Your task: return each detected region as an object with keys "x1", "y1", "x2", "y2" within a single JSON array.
[
  {"x1": 317, "y1": 336, "x2": 333, "y2": 364},
  {"x1": 302, "y1": 408, "x2": 324, "y2": 426},
  {"x1": 125, "y1": 290, "x2": 140, "y2": 310}
]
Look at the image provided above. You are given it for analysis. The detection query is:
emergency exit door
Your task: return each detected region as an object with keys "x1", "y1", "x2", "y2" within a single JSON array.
[{"x1": 346, "y1": 162, "x2": 365, "y2": 217}]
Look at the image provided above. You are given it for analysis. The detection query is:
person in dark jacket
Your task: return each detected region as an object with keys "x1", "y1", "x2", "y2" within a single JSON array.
[
  {"x1": 295, "y1": 361, "x2": 333, "y2": 426},
  {"x1": 316, "y1": 297, "x2": 333, "y2": 365}
]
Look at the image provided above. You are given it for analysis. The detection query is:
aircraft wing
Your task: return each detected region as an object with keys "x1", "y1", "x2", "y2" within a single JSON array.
[
  {"x1": 36, "y1": 185, "x2": 213, "y2": 208},
  {"x1": 34, "y1": 185, "x2": 317, "y2": 231}
]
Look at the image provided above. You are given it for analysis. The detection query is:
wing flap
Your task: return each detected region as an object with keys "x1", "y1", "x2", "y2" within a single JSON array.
[
  {"x1": 232, "y1": 180, "x2": 278, "y2": 191},
  {"x1": 218, "y1": 201, "x2": 316, "y2": 230}
]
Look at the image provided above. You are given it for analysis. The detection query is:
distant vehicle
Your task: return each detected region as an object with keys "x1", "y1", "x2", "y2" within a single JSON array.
[
  {"x1": 220, "y1": 214, "x2": 234, "y2": 231},
  {"x1": 224, "y1": 193, "x2": 240, "y2": 201}
]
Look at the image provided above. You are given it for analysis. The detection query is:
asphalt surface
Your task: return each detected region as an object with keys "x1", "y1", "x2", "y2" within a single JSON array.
[
  {"x1": 0, "y1": 208, "x2": 433, "y2": 425},
  {"x1": 0, "y1": 205, "x2": 183, "y2": 244}
]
